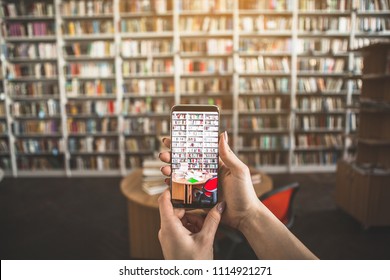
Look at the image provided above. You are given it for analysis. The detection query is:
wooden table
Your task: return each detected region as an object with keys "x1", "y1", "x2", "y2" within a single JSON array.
[
  {"x1": 172, "y1": 173, "x2": 213, "y2": 204},
  {"x1": 120, "y1": 168, "x2": 273, "y2": 259}
]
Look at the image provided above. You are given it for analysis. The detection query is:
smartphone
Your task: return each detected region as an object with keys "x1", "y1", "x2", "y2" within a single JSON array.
[{"x1": 170, "y1": 105, "x2": 220, "y2": 208}]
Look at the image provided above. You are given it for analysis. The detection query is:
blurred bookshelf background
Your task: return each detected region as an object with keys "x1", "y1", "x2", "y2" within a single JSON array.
[{"x1": 0, "y1": 0, "x2": 389, "y2": 177}]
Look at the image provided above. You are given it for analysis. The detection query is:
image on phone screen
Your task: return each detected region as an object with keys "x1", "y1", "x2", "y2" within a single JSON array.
[{"x1": 171, "y1": 106, "x2": 219, "y2": 208}]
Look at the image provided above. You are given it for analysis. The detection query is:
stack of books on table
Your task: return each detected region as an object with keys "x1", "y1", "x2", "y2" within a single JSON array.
[{"x1": 142, "y1": 159, "x2": 167, "y2": 195}]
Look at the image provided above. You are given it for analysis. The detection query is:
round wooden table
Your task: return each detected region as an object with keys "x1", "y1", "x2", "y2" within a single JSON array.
[{"x1": 120, "y1": 168, "x2": 273, "y2": 259}]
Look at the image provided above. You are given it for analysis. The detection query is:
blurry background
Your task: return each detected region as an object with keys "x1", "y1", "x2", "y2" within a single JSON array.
[{"x1": 0, "y1": 0, "x2": 389, "y2": 260}]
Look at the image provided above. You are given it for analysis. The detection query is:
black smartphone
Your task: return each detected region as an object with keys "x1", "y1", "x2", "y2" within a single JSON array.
[{"x1": 170, "y1": 105, "x2": 220, "y2": 208}]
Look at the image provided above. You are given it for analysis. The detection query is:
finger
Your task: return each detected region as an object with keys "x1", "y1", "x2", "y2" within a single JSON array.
[
  {"x1": 158, "y1": 190, "x2": 175, "y2": 224},
  {"x1": 162, "y1": 137, "x2": 171, "y2": 149},
  {"x1": 199, "y1": 201, "x2": 225, "y2": 243},
  {"x1": 174, "y1": 208, "x2": 185, "y2": 219},
  {"x1": 159, "y1": 151, "x2": 171, "y2": 163},
  {"x1": 160, "y1": 165, "x2": 171, "y2": 176},
  {"x1": 219, "y1": 131, "x2": 248, "y2": 173},
  {"x1": 164, "y1": 178, "x2": 171, "y2": 186}
]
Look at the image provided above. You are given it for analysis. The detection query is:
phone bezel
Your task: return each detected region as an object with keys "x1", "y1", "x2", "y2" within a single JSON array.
[{"x1": 170, "y1": 104, "x2": 220, "y2": 209}]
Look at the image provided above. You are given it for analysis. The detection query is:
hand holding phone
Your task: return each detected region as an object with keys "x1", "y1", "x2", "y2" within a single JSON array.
[{"x1": 170, "y1": 105, "x2": 220, "y2": 208}]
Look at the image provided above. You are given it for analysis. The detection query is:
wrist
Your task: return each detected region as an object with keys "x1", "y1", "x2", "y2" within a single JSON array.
[{"x1": 237, "y1": 201, "x2": 269, "y2": 236}]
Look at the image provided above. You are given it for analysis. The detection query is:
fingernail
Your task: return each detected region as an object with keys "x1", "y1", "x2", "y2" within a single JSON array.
[
  {"x1": 162, "y1": 137, "x2": 167, "y2": 144},
  {"x1": 158, "y1": 152, "x2": 162, "y2": 159},
  {"x1": 217, "y1": 201, "x2": 226, "y2": 214},
  {"x1": 224, "y1": 131, "x2": 228, "y2": 144},
  {"x1": 164, "y1": 178, "x2": 169, "y2": 184},
  {"x1": 160, "y1": 166, "x2": 165, "y2": 171}
]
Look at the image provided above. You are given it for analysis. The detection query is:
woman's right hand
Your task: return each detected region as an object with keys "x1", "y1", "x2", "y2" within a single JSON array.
[{"x1": 159, "y1": 132, "x2": 261, "y2": 231}]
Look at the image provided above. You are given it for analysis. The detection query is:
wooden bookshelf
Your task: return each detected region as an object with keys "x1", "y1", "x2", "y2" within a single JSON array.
[{"x1": 0, "y1": 0, "x2": 389, "y2": 176}]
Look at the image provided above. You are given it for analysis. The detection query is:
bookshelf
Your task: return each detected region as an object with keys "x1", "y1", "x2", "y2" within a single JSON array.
[{"x1": 0, "y1": 0, "x2": 389, "y2": 176}]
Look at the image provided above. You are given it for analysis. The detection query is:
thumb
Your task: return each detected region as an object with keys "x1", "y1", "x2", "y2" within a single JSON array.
[
  {"x1": 219, "y1": 132, "x2": 247, "y2": 172},
  {"x1": 199, "y1": 201, "x2": 225, "y2": 242}
]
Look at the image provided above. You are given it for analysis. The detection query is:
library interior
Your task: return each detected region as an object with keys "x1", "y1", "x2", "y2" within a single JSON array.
[{"x1": 0, "y1": 0, "x2": 390, "y2": 260}]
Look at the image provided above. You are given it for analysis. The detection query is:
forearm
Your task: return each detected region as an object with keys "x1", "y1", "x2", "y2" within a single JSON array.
[{"x1": 240, "y1": 202, "x2": 318, "y2": 260}]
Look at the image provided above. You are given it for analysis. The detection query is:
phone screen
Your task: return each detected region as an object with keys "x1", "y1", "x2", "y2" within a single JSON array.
[{"x1": 170, "y1": 105, "x2": 219, "y2": 208}]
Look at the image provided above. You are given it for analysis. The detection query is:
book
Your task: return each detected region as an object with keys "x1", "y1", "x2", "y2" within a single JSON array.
[{"x1": 142, "y1": 179, "x2": 168, "y2": 195}]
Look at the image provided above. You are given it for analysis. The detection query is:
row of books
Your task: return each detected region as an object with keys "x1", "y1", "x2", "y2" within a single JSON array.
[
  {"x1": 299, "y1": 0, "x2": 353, "y2": 12},
  {"x1": 13, "y1": 120, "x2": 61, "y2": 135},
  {"x1": 355, "y1": 0, "x2": 390, "y2": 11},
  {"x1": 239, "y1": 0, "x2": 292, "y2": 11},
  {"x1": 123, "y1": 118, "x2": 169, "y2": 134},
  {"x1": 179, "y1": 16, "x2": 233, "y2": 32},
  {"x1": 1, "y1": 2, "x2": 54, "y2": 17},
  {"x1": 298, "y1": 58, "x2": 345, "y2": 73},
  {"x1": 15, "y1": 139, "x2": 64, "y2": 154},
  {"x1": 295, "y1": 115, "x2": 344, "y2": 130},
  {"x1": 18, "y1": 157, "x2": 64, "y2": 170},
  {"x1": 297, "y1": 38, "x2": 348, "y2": 54},
  {"x1": 122, "y1": 40, "x2": 173, "y2": 57},
  {"x1": 67, "y1": 118, "x2": 117, "y2": 133},
  {"x1": 123, "y1": 79, "x2": 174, "y2": 95},
  {"x1": 239, "y1": 38, "x2": 292, "y2": 53},
  {"x1": 121, "y1": 18, "x2": 172, "y2": 33},
  {"x1": 7, "y1": 63, "x2": 57, "y2": 79},
  {"x1": 7, "y1": 82, "x2": 59, "y2": 97},
  {"x1": 61, "y1": 0, "x2": 113, "y2": 16},
  {"x1": 5, "y1": 22, "x2": 55, "y2": 37},
  {"x1": 0, "y1": 102, "x2": 5, "y2": 116},
  {"x1": 123, "y1": 60, "x2": 174, "y2": 75},
  {"x1": 297, "y1": 97, "x2": 345, "y2": 111},
  {"x1": 180, "y1": 78, "x2": 231, "y2": 93},
  {"x1": 293, "y1": 151, "x2": 340, "y2": 165},
  {"x1": 125, "y1": 138, "x2": 155, "y2": 152},
  {"x1": 181, "y1": 97, "x2": 225, "y2": 109},
  {"x1": 299, "y1": 0, "x2": 351, "y2": 11},
  {"x1": 64, "y1": 21, "x2": 114, "y2": 36},
  {"x1": 356, "y1": 17, "x2": 390, "y2": 32},
  {"x1": 7, "y1": 43, "x2": 57, "y2": 59},
  {"x1": 238, "y1": 135, "x2": 290, "y2": 149},
  {"x1": 238, "y1": 96, "x2": 289, "y2": 111},
  {"x1": 181, "y1": 39, "x2": 233, "y2": 55},
  {"x1": 238, "y1": 57, "x2": 290, "y2": 73},
  {"x1": 120, "y1": 0, "x2": 171, "y2": 13},
  {"x1": 0, "y1": 122, "x2": 7, "y2": 133},
  {"x1": 64, "y1": 41, "x2": 114, "y2": 57},
  {"x1": 238, "y1": 153, "x2": 288, "y2": 166},
  {"x1": 295, "y1": 134, "x2": 343, "y2": 148},
  {"x1": 239, "y1": 78, "x2": 290, "y2": 93},
  {"x1": 12, "y1": 100, "x2": 60, "y2": 117},
  {"x1": 66, "y1": 79, "x2": 115, "y2": 96},
  {"x1": 297, "y1": 78, "x2": 344, "y2": 93},
  {"x1": 68, "y1": 137, "x2": 118, "y2": 153},
  {"x1": 179, "y1": 0, "x2": 233, "y2": 12},
  {"x1": 298, "y1": 17, "x2": 351, "y2": 33},
  {"x1": 67, "y1": 101, "x2": 116, "y2": 116},
  {"x1": 240, "y1": 16, "x2": 292, "y2": 32},
  {"x1": 65, "y1": 62, "x2": 114, "y2": 77},
  {"x1": 122, "y1": 99, "x2": 172, "y2": 115},
  {"x1": 239, "y1": 116, "x2": 289, "y2": 130},
  {"x1": 70, "y1": 156, "x2": 119, "y2": 170},
  {"x1": 181, "y1": 58, "x2": 233, "y2": 73},
  {"x1": 0, "y1": 139, "x2": 9, "y2": 152}
]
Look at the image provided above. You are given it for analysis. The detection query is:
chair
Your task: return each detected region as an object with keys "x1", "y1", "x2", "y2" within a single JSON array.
[
  {"x1": 193, "y1": 177, "x2": 218, "y2": 205},
  {"x1": 215, "y1": 182, "x2": 300, "y2": 259},
  {"x1": 258, "y1": 182, "x2": 300, "y2": 229}
]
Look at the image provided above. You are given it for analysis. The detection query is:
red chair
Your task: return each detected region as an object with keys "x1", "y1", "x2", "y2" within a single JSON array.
[
  {"x1": 215, "y1": 182, "x2": 300, "y2": 259},
  {"x1": 193, "y1": 177, "x2": 218, "y2": 205},
  {"x1": 259, "y1": 182, "x2": 300, "y2": 228}
]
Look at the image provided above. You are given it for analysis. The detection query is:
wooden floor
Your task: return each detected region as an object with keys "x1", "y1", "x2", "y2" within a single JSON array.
[{"x1": 1, "y1": 173, "x2": 390, "y2": 260}]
